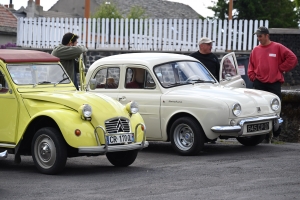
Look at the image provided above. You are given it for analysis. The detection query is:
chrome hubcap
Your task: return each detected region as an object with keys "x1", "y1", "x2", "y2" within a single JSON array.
[{"x1": 173, "y1": 123, "x2": 194, "y2": 151}]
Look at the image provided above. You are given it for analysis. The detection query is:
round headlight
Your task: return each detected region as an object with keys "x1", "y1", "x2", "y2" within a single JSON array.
[
  {"x1": 232, "y1": 103, "x2": 241, "y2": 116},
  {"x1": 271, "y1": 98, "x2": 280, "y2": 111},
  {"x1": 130, "y1": 101, "x2": 139, "y2": 114},
  {"x1": 126, "y1": 101, "x2": 139, "y2": 114},
  {"x1": 82, "y1": 104, "x2": 92, "y2": 118}
]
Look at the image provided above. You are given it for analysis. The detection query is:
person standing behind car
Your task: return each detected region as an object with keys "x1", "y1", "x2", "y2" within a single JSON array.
[
  {"x1": 190, "y1": 37, "x2": 220, "y2": 81},
  {"x1": 51, "y1": 32, "x2": 87, "y2": 90},
  {"x1": 248, "y1": 26, "x2": 298, "y2": 100}
]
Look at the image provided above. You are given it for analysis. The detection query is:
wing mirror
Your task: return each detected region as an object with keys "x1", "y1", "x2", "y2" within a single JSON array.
[
  {"x1": 225, "y1": 74, "x2": 232, "y2": 81},
  {"x1": 89, "y1": 79, "x2": 97, "y2": 90}
]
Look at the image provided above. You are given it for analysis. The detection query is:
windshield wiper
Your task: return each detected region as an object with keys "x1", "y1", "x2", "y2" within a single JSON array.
[
  {"x1": 54, "y1": 77, "x2": 69, "y2": 87},
  {"x1": 167, "y1": 82, "x2": 191, "y2": 87},
  {"x1": 188, "y1": 80, "x2": 215, "y2": 83},
  {"x1": 32, "y1": 81, "x2": 52, "y2": 88}
]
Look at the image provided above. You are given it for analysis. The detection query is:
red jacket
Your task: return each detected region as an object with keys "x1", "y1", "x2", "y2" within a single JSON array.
[{"x1": 248, "y1": 42, "x2": 298, "y2": 83}]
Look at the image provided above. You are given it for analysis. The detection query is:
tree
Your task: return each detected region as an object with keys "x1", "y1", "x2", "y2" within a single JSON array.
[
  {"x1": 92, "y1": 2, "x2": 122, "y2": 19},
  {"x1": 126, "y1": 6, "x2": 148, "y2": 19},
  {"x1": 208, "y1": 0, "x2": 298, "y2": 28}
]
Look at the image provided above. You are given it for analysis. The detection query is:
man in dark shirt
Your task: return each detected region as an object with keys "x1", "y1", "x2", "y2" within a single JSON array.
[{"x1": 190, "y1": 37, "x2": 220, "y2": 81}]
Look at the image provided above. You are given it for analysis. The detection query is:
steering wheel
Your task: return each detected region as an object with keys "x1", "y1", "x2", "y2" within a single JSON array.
[{"x1": 185, "y1": 75, "x2": 201, "y2": 83}]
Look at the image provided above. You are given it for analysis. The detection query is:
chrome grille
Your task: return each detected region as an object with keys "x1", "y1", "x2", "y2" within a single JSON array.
[{"x1": 105, "y1": 118, "x2": 131, "y2": 134}]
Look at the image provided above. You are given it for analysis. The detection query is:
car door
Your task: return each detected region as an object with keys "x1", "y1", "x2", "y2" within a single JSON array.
[
  {"x1": 219, "y1": 52, "x2": 246, "y2": 88},
  {"x1": 118, "y1": 66, "x2": 162, "y2": 140},
  {"x1": 0, "y1": 69, "x2": 18, "y2": 144}
]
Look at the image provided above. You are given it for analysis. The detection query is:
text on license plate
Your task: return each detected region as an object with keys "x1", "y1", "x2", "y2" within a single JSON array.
[
  {"x1": 107, "y1": 133, "x2": 134, "y2": 144},
  {"x1": 247, "y1": 122, "x2": 269, "y2": 133}
]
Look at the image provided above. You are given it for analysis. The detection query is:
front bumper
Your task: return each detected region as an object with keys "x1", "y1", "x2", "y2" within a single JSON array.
[
  {"x1": 211, "y1": 116, "x2": 283, "y2": 137},
  {"x1": 78, "y1": 123, "x2": 148, "y2": 154},
  {"x1": 0, "y1": 150, "x2": 7, "y2": 160}
]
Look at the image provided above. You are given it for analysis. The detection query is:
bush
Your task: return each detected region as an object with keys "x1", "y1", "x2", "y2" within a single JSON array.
[{"x1": 0, "y1": 43, "x2": 17, "y2": 49}]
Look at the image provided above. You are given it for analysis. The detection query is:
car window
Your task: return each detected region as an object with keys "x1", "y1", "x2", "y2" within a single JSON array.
[
  {"x1": 0, "y1": 70, "x2": 9, "y2": 94},
  {"x1": 94, "y1": 67, "x2": 119, "y2": 89},
  {"x1": 7, "y1": 64, "x2": 71, "y2": 85},
  {"x1": 125, "y1": 67, "x2": 155, "y2": 89},
  {"x1": 154, "y1": 61, "x2": 215, "y2": 88},
  {"x1": 222, "y1": 56, "x2": 237, "y2": 79}
]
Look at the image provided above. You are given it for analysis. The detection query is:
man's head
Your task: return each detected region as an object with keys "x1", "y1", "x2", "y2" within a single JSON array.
[
  {"x1": 62, "y1": 32, "x2": 79, "y2": 46},
  {"x1": 253, "y1": 26, "x2": 270, "y2": 46},
  {"x1": 198, "y1": 37, "x2": 214, "y2": 54}
]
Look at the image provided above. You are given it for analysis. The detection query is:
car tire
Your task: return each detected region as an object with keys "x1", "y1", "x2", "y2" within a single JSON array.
[
  {"x1": 236, "y1": 134, "x2": 266, "y2": 146},
  {"x1": 31, "y1": 127, "x2": 67, "y2": 175},
  {"x1": 170, "y1": 117, "x2": 205, "y2": 156},
  {"x1": 106, "y1": 150, "x2": 138, "y2": 167}
]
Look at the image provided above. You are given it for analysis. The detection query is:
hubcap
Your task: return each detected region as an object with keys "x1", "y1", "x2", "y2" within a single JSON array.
[
  {"x1": 173, "y1": 123, "x2": 194, "y2": 151},
  {"x1": 34, "y1": 134, "x2": 56, "y2": 169}
]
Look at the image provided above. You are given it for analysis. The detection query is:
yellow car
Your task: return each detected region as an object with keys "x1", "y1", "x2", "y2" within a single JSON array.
[{"x1": 0, "y1": 49, "x2": 148, "y2": 174}]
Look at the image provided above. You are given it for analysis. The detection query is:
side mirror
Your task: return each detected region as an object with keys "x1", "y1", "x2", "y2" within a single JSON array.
[
  {"x1": 225, "y1": 74, "x2": 232, "y2": 81},
  {"x1": 89, "y1": 79, "x2": 97, "y2": 90}
]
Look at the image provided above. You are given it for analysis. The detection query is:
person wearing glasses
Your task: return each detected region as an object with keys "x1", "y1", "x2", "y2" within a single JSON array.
[
  {"x1": 51, "y1": 32, "x2": 87, "y2": 90},
  {"x1": 249, "y1": 26, "x2": 298, "y2": 142},
  {"x1": 189, "y1": 37, "x2": 220, "y2": 81}
]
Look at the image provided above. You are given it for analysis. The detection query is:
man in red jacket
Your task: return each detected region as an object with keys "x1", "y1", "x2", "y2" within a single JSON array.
[
  {"x1": 248, "y1": 26, "x2": 298, "y2": 142},
  {"x1": 248, "y1": 26, "x2": 298, "y2": 100}
]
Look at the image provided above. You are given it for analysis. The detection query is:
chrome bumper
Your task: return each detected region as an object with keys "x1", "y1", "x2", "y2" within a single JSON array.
[
  {"x1": 78, "y1": 123, "x2": 148, "y2": 154},
  {"x1": 211, "y1": 116, "x2": 283, "y2": 136},
  {"x1": 0, "y1": 150, "x2": 7, "y2": 160}
]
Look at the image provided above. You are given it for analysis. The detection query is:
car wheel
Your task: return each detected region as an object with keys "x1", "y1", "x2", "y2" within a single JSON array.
[
  {"x1": 106, "y1": 150, "x2": 138, "y2": 167},
  {"x1": 170, "y1": 117, "x2": 205, "y2": 156},
  {"x1": 236, "y1": 134, "x2": 266, "y2": 146},
  {"x1": 31, "y1": 127, "x2": 67, "y2": 174}
]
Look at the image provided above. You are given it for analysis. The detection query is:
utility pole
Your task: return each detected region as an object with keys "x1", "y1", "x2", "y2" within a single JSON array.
[{"x1": 228, "y1": 0, "x2": 233, "y2": 20}]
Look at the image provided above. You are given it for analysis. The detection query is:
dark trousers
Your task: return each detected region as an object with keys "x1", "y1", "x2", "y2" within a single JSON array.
[{"x1": 253, "y1": 79, "x2": 282, "y2": 100}]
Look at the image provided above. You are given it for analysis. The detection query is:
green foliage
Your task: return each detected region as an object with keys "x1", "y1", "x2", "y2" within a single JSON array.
[
  {"x1": 208, "y1": 0, "x2": 299, "y2": 28},
  {"x1": 127, "y1": 6, "x2": 148, "y2": 19},
  {"x1": 92, "y1": 2, "x2": 122, "y2": 19}
]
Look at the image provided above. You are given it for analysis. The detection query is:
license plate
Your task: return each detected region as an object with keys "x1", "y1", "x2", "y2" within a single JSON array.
[
  {"x1": 247, "y1": 122, "x2": 269, "y2": 133},
  {"x1": 106, "y1": 133, "x2": 134, "y2": 145}
]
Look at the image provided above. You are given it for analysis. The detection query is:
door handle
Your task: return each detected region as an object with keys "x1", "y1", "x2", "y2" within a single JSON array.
[{"x1": 118, "y1": 96, "x2": 126, "y2": 101}]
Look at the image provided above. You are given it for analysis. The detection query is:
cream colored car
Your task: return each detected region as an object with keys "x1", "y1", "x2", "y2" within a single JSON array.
[{"x1": 85, "y1": 53, "x2": 282, "y2": 156}]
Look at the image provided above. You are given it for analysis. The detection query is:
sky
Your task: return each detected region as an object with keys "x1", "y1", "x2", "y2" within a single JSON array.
[{"x1": 0, "y1": 0, "x2": 217, "y2": 18}]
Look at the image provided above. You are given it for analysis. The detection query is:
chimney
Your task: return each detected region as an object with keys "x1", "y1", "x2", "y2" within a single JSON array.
[
  {"x1": 4, "y1": 5, "x2": 8, "y2": 8},
  {"x1": 9, "y1": 0, "x2": 14, "y2": 9},
  {"x1": 36, "y1": 0, "x2": 40, "y2": 6}
]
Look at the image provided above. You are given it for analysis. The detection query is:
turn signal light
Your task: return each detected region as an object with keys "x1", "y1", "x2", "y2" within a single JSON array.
[
  {"x1": 75, "y1": 129, "x2": 81, "y2": 136},
  {"x1": 141, "y1": 124, "x2": 145, "y2": 131}
]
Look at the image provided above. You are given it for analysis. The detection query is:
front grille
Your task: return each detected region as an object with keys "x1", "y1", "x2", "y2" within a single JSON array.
[{"x1": 105, "y1": 118, "x2": 131, "y2": 134}]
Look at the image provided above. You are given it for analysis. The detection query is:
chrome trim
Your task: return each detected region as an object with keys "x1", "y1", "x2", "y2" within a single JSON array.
[
  {"x1": 88, "y1": 123, "x2": 147, "y2": 154},
  {"x1": 78, "y1": 141, "x2": 149, "y2": 154},
  {"x1": 0, "y1": 143, "x2": 16, "y2": 148},
  {"x1": 0, "y1": 150, "x2": 8, "y2": 160},
  {"x1": 232, "y1": 103, "x2": 241, "y2": 117},
  {"x1": 211, "y1": 116, "x2": 282, "y2": 136},
  {"x1": 270, "y1": 98, "x2": 280, "y2": 111}
]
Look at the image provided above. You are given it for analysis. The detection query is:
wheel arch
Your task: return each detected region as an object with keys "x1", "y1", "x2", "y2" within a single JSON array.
[{"x1": 166, "y1": 112, "x2": 207, "y2": 142}]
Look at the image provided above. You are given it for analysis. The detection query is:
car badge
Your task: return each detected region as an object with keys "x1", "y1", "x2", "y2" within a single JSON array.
[
  {"x1": 116, "y1": 119, "x2": 125, "y2": 133},
  {"x1": 257, "y1": 107, "x2": 261, "y2": 113}
]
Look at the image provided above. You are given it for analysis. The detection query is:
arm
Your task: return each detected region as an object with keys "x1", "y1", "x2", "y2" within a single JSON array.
[
  {"x1": 53, "y1": 45, "x2": 87, "y2": 60},
  {"x1": 247, "y1": 52, "x2": 256, "y2": 82},
  {"x1": 278, "y1": 45, "x2": 298, "y2": 73}
]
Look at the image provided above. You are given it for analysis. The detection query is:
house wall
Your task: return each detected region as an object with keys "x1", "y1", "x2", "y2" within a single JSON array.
[{"x1": 0, "y1": 34, "x2": 16, "y2": 45}]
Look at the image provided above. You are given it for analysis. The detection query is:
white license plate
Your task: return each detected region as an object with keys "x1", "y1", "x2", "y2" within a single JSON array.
[
  {"x1": 247, "y1": 122, "x2": 269, "y2": 133},
  {"x1": 106, "y1": 133, "x2": 134, "y2": 145}
]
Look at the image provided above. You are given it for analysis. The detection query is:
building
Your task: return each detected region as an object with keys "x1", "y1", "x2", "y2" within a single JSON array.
[{"x1": 0, "y1": 4, "x2": 17, "y2": 46}]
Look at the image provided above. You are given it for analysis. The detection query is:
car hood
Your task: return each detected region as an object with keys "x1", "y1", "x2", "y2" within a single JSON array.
[
  {"x1": 22, "y1": 91, "x2": 127, "y2": 118},
  {"x1": 165, "y1": 84, "x2": 279, "y2": 116}
]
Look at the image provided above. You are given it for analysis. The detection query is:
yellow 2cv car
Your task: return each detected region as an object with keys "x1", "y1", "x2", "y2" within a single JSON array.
[{"x1": 0, "y1": 49, "x2": 148, "y2": 174}]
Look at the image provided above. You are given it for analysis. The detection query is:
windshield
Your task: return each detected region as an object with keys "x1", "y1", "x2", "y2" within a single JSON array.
[
  {"x1": 7, "y1": 64, "x2": 71, "y2": 86},
  {"x1": 154, "y1": 61, "x2": 216, "y2": 88}
]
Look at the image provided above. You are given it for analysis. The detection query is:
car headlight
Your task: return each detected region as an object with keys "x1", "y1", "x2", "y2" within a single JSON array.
[
  {"x1": 271, "y1": 98, "x2": 280, "y2": 111},
  {"x1": 232, "y1": 103, "x2": 241, "y2": 116},
  {"x1": 126, "y1": 101, "x2": 139, "y2": 114},
  {"x1": 79, "y1": 104, "x2": 92, "y2": 120}
]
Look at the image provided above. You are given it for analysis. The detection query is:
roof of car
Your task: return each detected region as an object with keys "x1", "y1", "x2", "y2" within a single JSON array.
[
  {"x1": 89, "y1": 53, "x2": 198, "y2": 71},
  {"x1": 0, "y1": 49, "x2": 60, "y2": 63}
]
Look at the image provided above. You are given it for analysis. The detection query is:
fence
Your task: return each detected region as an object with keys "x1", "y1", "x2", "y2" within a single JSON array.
[{"x1": 17, "y1": 17, "x2": 269, "y2": 52}]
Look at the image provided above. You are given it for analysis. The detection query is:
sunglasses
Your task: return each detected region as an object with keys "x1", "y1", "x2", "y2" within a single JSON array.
[{"x1": 69, "y1": 34, "x2": 77, "y2": 44}]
